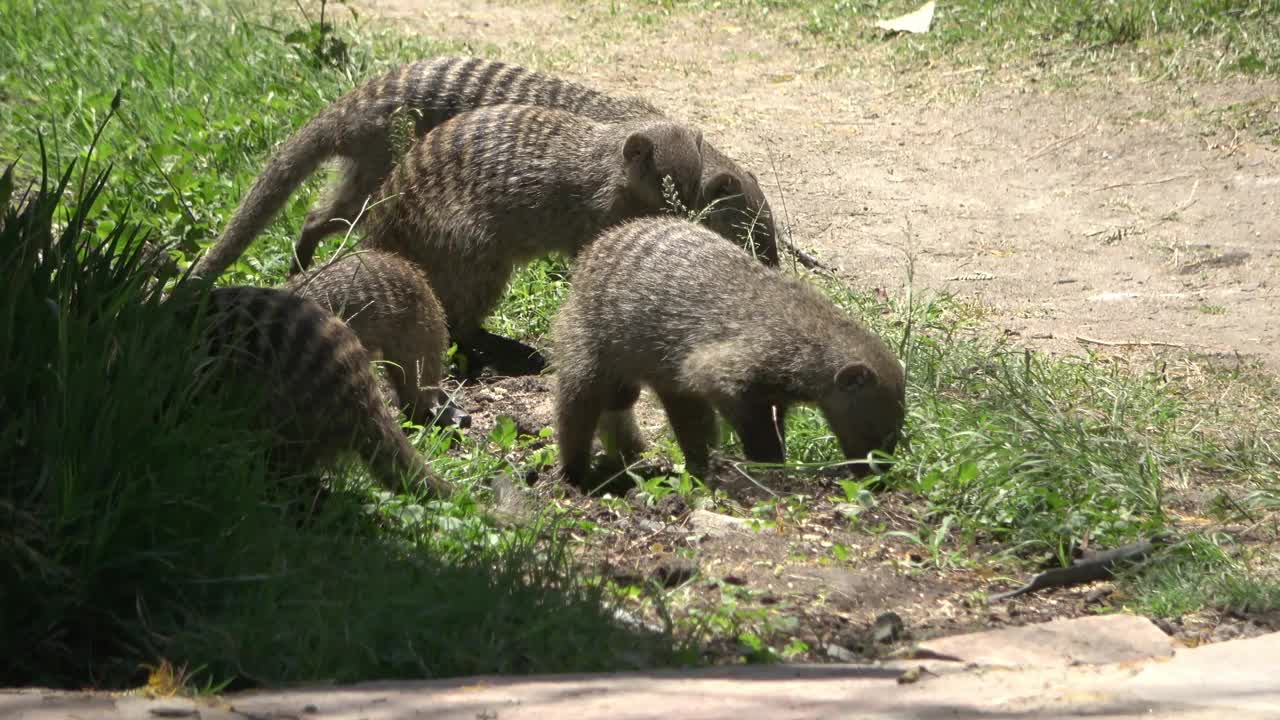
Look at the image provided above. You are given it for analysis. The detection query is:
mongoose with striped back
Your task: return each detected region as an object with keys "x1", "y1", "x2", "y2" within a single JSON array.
[
  {"x1": 191, "y1": 56, "x2": 778, "y2": 282},
  {"x1": 286, "y1": 250, "x2": 469, "y2": 428},
  {"x1": 194, "y1": 285, "x2": 451, "y2": 497},
  {"x1": 357, "y1": 103, "x2": 705, "y2": 376},
  {"x1": 552, "y1": 217, "x2": 906, "y2": 491}
]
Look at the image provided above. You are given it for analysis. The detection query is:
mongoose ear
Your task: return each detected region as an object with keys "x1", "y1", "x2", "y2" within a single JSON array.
[
  {"x1": 704, "y1": 172, "x2": 741, "y2": 201},
  {"x1": 623, "y1": 132, "x2": 656, "y2": 170},
  {"x1": 834, "y1": 362, "x2": 876, "y2": 392}
]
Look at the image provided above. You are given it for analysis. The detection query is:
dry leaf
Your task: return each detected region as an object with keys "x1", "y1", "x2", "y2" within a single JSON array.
[{"x1": 875, "y1": 1, "x2": 936, "y2": 35}]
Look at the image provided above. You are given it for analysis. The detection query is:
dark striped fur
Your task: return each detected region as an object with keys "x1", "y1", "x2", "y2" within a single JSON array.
[
  {"x1": 552, "y1": 217, "x2": 905, "y2": 490},
  {"x1": 286, "y1": 250, "x2": 466, "y2": 428},
  {"x1": 192, "y1": 56, "x2": 777, "y2": 282},
  {"x1": 197, "y1": 286, "x2": 450, "y2": 496},
  {"x1": 359, "y1": 104, "x2": 704, "y2": 372}
]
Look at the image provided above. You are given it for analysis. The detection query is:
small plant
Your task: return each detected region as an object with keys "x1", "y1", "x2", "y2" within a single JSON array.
[
  {"x1": 888, "y1": 515, "x2": 960, "y2": 569},
  {"x1": 285, "y1": 0, "x2": 351, "y2": 69},
  {"x1": 630, "y1": 471, "x2": 706, "y2": 507}
]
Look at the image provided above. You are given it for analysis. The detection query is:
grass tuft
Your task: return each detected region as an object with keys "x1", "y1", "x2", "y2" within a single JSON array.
[{"x1": 632, "y1": 0, "x2": 1280, "y2": 81}]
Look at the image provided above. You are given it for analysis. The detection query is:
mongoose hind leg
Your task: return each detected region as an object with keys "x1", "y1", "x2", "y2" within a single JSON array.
[
  {"x1": 293, "y1": 150, "x2": 394, "y2": 275},
  {"x1": 654, "y1": 390, "x2": 719, "y2": 479},
  {"x1": 597, "y1": 382, "x2": 646, "y2": 468}
]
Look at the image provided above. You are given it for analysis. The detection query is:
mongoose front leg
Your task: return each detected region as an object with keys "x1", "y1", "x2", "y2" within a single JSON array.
[
  {"x1": 555, "y1": 379, "x2": 606, "y2": 491},
  {"x1": 723, "y1": 400, "x2": 787, "y2": 465},
  {"x1": 597, "y1": 382, "x2": 645, "y2": 466}
]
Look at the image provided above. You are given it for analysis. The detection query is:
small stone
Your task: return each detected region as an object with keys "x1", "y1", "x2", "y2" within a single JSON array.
[
  {"x1": 1085, "y1": 586, "x2": 1114, "y2": 605},
  {"x1": 635, "y1": 518, "x2": 663, "y2": 533},
  {"x1": 873, "y1": 612, "x2": 906, "y2": 644},
  {"x1": 833, "y1": 503, "x2": 864, "y2": 521},
  {"x1": 688, "y1": 509, "x2": 752, "y2": 537},
  {"x1": 825, "y1": 643, "x2": 859, "y2": 662},
  {"x1": 896, "y1": 666, "x2": 925, "y2": 684}
]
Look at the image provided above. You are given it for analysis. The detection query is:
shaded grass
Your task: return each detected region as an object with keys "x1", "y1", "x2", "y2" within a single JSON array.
[
  {"x1": 0, "y1": 0, "x2": 684, "y2": 689},
  {"x1": 630, "y1": 0, "x2": 1280, "y2": 80}
]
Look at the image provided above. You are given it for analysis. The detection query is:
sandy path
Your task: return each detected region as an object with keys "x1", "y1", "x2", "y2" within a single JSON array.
[{"x1": 358, "y1": 0, "x2": 1279, "y2": 369}]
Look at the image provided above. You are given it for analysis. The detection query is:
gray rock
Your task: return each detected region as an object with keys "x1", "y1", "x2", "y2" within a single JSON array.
[{"x1": 688, "y1": 509, "x2": 752, "y2": 537}]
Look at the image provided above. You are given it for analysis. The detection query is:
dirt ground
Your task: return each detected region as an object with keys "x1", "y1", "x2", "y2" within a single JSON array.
[
  {"x1": 362, "y1": 0, "x2": 1279, "y2": 369},
  {"x1": 354, "y1": 0, "x2": 1280, "y2": 660}
]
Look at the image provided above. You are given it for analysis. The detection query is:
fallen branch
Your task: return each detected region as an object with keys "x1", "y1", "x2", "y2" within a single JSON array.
[
  {"x1": 1024, "y1": 121, "x2": 1097, "y2": 163},
  {"x1": 1089, "y1": 173, "x2": 1194, "y2": 193},
  {"x1": 990, "y1": 536, "x2": 1172, "y2": 602},
  {"x1": 1076, "y1": 335, "x2": 1186, "y2": 349},
  {"x1": 728, "y1": 462, "x2": 780, "y2": 498}
]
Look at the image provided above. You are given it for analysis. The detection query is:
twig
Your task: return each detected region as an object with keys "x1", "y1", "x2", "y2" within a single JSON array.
[
  {"x1": 781, "y1": 237, "x2": 839, "y2": 275},
  {"x1": 1089, "y1": 173, "x2": 1194, "y2": 193},
  {"x1": 1076, "y1": 335, "x2": 1186, "y2": 349},
  {"x1": 1024, "y1": 120, "x2": 1097, "y2": 163},
  {"x1": 728, "y1": 462, "x2": 780, "y2": 498},
  {"x1": 1161, "y1": 179, "x2": 1200, "y2": 220},
  {"x1": 763, "y1": 141, "x2": 798, "y2": 275},
  {"x1": 941, "y1": 67, "x2": 987, "y2": 77}
]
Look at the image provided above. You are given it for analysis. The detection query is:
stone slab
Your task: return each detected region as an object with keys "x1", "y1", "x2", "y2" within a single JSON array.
[
  {"x1": 4, "y1": 628, "x2": 1275, "y2": 720},
  {"x1": 1123, "y1": 630, "x2": 1280, "y2": 713},
  {"x1": 912, "y1": 613, "x2": 1176, "y2": 668}
]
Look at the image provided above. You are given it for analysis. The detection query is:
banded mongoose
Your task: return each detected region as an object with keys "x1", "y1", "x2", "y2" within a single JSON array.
[
  {"x1": 360, "y1": 103, "x2": 706, "y2": 375},
  {"x1": 286, "y1": 250, "x2": 468, "y2": 428},
  {"x1": 196, "y1": 285, "x2": 451, "y2": 497},
  {"x1": 192, "y1": 56, "x2": 778, "y2": 281},
  {"x1": 552, "y1": 217, "x2": 906, "y2": 490}
]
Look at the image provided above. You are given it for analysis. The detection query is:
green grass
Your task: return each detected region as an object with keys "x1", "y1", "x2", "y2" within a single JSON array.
[
  {"x1": 0, "y1": 0, "x2": 686, "y2": 689},
  {"x1": 4, "y1": 0, "x2": 1278, "y2": 689},
  {"x1": 629, "y1": 0, "x2": 1280, "y2": 80},
  {"x1": 782, "y1": 277, "x2": 1280, "y2": 609}
]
